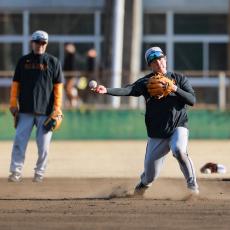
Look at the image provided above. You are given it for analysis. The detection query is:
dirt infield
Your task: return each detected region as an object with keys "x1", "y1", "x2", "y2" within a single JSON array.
[
  {"x1": 1, "y1": 140, "x2": 230, "y2": 179},
  {"x1": 0, "y1": 178, "x2": 230, "y2": 230},
  {"x1": 0, "y1": 140, "x2": 230, "y2": 229}
]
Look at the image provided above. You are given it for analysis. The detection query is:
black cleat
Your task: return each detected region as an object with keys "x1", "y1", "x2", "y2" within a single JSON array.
[{"x1": 134, "y1": 182, "x2": 149, "y2": 196}]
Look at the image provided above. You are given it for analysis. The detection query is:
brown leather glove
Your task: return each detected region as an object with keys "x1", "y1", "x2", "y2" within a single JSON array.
[
  {"x1": 200, "y1": 162, "x2": 218, "y2": 173},
  {"x1": 44, "y1": 83, "x2": 64, "y2": 132},
  {"x1": 147, "y1": 73, "x2": 176, "y2": 99},
  {"x1": 43, "y1": 110, "x2": 63, "y2": 132}
]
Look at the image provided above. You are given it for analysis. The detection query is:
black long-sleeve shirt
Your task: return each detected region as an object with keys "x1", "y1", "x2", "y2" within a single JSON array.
[{"x1": 106, "y1": 72, "x2": 195, "y2": 138}]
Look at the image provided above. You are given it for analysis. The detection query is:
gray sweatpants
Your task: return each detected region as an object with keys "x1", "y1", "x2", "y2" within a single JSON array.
[
  {"x1": 140, "y1": 127, "x2": 197, "y2": 188},
  {"x1": 10, "y1": 113, "x2": 53, "y2": 176}
]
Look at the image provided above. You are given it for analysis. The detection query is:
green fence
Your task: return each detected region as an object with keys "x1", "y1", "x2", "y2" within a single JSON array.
[{"x1": 1, "y1": 109, "x2": 230, "y2": 140}]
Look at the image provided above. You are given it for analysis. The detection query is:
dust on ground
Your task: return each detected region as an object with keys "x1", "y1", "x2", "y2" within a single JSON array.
[{"x1": 0, "y1": 178, "x2": 230, "y2": 230}]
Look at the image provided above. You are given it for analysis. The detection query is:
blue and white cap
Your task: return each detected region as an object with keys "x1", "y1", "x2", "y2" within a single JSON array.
[
  {"x1": 31, "y1": 30, "x2": 48, "y2": 42},
  {"x1": 145, "y1": 47, "x2": 165, "y2": 65}
]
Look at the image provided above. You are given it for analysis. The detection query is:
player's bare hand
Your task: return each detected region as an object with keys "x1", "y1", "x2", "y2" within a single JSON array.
[{"x1": 94, "y1": 85, "x2": 107, "y2": 94}]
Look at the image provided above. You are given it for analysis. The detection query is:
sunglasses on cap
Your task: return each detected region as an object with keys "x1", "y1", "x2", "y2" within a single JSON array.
[
  {"x1": 147, "y1": 51, "x2": 164, "y2": 64},
  {"x1": 33, "y1": 40, "x2": 47, "y2": 45}
]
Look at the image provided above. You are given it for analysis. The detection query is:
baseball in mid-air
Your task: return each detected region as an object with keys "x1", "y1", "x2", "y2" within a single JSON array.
[{"x1": 88, "y1": 80, "x2": 97, "y2": 89}]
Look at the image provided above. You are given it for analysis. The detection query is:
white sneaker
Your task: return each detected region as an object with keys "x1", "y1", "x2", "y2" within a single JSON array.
[
  {"x1": 8, "y1": 172, "x2": 22, "y2": 182},
  {"x1": 188, "y1": 185, "x2": 199, "y2": 195},
  {"x1": 134, "y1": 182, "x2": 149, "y2": 196},
  {"x1": 33, "y1": 174, "x2": 43, "y2": 183}
]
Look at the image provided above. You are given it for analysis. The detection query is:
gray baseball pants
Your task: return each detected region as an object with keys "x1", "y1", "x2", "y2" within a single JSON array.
[
  {"x1": 10, "y1": 113, "x2": 53, "y2": 177},
  {"x1": 140, "y1": 127, "x2": 197, "y2": 188}
]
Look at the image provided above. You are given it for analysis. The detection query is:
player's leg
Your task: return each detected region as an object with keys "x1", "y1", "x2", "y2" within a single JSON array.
[
  {"x1": 134, "y1": 137, "x2": 170, "y2": 195},
  {"x1": 169, "y1": 127, "x2": 199, "y2": 194},
  {"x1": 9, "y1": 113, "x2": 34, "y2": 182},
  {"x1": 34, "y1": 115, "x2": 53, "y2": 182}
]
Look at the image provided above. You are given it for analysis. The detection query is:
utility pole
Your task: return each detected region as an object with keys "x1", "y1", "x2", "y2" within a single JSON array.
[
  {"x1": 111, "y1": 0, "x2": 125, "y2": 108},
  {"x1": 129, "y1": 0, "x2": 143, "y2": 108}
]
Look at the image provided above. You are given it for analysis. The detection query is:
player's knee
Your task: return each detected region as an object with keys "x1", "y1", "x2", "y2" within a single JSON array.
[{"x1": 172, "y1": 146, "x2": 186, "y2": 160}]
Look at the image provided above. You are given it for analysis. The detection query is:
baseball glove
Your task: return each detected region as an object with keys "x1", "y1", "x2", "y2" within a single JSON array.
[
  {"x1": 147, "y1": 73, "x2": 175, "y2": 99},
  {"x1": 200, "y1": 162, "x2": 218, "y2": 173},
  {"x1": 43, "y1": 111, "x2": 63, "y2": 132}
]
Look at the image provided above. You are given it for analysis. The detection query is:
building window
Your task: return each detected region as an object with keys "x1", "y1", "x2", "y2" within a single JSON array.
[
  {"x1": 174, "y1": 43, "x2": 203, "y2": 71},
  {"x1": 209, "y1": 43, "x2": 227, "y2": 70},
  {"x1": 0, "y1": 14, "x2": 22, "y2": 35},
  {"x1": 30, "y1": 14, "x2": 94, "y2": 35},
  {"x1": 174, "y1": 14, "x2": 227, "y2": 34},
  {"x1": 143, "y1": 14, "x2": 166, "y2": 35},
  {"x1": 46, "y1": 43, "x2": 60, "y2": 59},
  {"x1": 71, "y1": 42, "x2": 95, "y2": 70},
  {"x1": 60, "y1": 42, "x2": 95, "y2": 70}
]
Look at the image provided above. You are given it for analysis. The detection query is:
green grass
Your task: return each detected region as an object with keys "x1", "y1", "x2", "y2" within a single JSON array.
[{"x1": 1, "y1": 109, "x2": 230, "y2": 140}]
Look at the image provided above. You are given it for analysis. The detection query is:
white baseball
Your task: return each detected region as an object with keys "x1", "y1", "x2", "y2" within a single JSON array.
[
  {"x1": 89, "y1": 80, "x2": 97, "y2": 89},
  {"x1": 204, "y1": 168, "x2": 211, "y2": 174}
]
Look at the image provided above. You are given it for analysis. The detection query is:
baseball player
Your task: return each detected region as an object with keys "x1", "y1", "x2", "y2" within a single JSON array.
[
  {"x1": 8, "y1": 30, "x2": 64, "y2": 182},
  {"x1": 93, "y1": 46, "x2": 199, "y2": 195}
]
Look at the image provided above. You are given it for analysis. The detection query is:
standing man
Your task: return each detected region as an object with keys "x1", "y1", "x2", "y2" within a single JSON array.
[
  {"x1": 93, "y1": 46, "x2": 199, "y2": 195},
  {"x1": 9, "y1": 30, "x2": 64, "y2": 182}
]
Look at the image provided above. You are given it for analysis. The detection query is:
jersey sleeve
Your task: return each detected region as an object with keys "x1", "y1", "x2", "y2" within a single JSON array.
[
  {"x1": 175, "y1": 75, "x2": 196, "y2": 106},
  {"x1": 107, "y1": 78, "x2": 145, "y2": 97}
]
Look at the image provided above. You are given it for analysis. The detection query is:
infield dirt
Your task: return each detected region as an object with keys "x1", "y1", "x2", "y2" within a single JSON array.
[{"x1": 0, "y1": 140, "x2": 230, "y2": 229}]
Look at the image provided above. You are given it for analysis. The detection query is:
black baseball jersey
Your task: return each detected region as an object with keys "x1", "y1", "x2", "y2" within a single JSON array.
[
  {"x1": 13, "y1": 51, "x2": 64, "y2": 115},
  {"x1": 107, "y1": 72, "x2": 195, "y2": 138}
]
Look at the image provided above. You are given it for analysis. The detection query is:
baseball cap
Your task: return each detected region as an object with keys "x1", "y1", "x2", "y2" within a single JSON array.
[
  {"x1": 31, "y1": 30, "x2": 48, "y2": 43},
  {"x1": 145, "y1": 47, "x2": 165, "y2": 65}
]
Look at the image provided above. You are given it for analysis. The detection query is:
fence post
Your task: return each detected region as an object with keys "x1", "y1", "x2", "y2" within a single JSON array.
[{"x1": 218, "y1": 71, "x2": 226, "y2": 111}]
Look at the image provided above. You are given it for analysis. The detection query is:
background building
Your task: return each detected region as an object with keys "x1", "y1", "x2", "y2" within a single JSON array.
[{"x1": 0, "y1": 0, "x2": 229, "y2": 108}]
